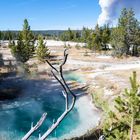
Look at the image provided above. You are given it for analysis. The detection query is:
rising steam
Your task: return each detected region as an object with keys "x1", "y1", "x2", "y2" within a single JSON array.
[{"x1": 98, "y1": 0, "x2": 140, "y2": 26}]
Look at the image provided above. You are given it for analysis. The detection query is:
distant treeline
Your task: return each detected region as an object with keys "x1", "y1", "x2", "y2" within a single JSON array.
[
  {"x1": 0, "y1": 31, "x2": 18, "y2": 40},
  {"x1": 0, "y1": 30, "x2": 82, "y2": 40}
]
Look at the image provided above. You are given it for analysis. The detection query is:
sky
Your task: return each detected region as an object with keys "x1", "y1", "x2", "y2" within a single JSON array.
[
  {"x1": 0, "y1": 0, "x2": 140, "y2": 30},
  {"x1": 0, "y1": 0, "x2": 100, "y2": 30}
]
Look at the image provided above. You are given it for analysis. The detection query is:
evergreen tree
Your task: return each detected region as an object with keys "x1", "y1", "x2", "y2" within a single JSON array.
[
  {"x1": 114, "y1": 8, "x2": 140, "y2": 56},
  {"x1": 36, "y1": 35, "x2": 50, "y2": 62},
  {"x1": 11, "y1": 19, "x2": 35, "y2": 63},
  {"x1": 6, "y1": 31, "x2": 13, "y2": 40},
  {"x1": 60, "y1": 28, "x2": 75, "y2": 41},
  {"x1": 94, "y1": 24, "x2": 102, "y2": 49},
  {"x1": 103, "y1": 71, "x2": 140, "y2": 140},
  {"x1": 88, "y1": 24, "x2": 102, "y2": 51},
  {"x1": 101, "y1": 24, "x2": 111, "y2": 50},
  {"x1": 81, "y1": 27, "x2": 91, "y2": 43},
  {"x1": 68, "y1": 28, "x2": 74, "y2": 40},
  {"x1": 73, "y1": 31, "x2": 81, "y2": 41},
  {"x1": 111, "y1": 27, "x2": 126, "y2": 57},
  {"x1": 87, "y1": 33, "x2": 94, "y2": 50}
]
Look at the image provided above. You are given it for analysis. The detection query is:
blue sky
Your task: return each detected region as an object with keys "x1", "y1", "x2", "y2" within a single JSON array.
[{"x1": 0, "y1": 0, "x2": 100, "y2": 30}]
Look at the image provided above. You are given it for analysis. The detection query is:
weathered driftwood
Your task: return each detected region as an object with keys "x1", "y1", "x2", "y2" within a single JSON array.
[{"x1": 22, "y1": 49, "x2": 76, "y2": 140}]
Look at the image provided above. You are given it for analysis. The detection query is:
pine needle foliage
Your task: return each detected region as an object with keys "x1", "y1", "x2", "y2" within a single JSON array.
[
  {"x1": 10, "y1": 19, "x2": 35, "y2": 63},
  {"x1": 103, "y1": 71, "x2": 140, "y2": 140},
  {"x1": 36, "y1": 35, "x2": 50, "y2": 62}
]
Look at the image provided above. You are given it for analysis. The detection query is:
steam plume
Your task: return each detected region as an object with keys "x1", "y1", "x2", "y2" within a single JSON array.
[{"x1": 98, "y1": 0, "x2": 140, "y2": 26}]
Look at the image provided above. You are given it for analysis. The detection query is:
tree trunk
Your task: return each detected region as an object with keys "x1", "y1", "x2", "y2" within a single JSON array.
[
  {"x1": 132, "y1": 45, "x2": 138, "y2": 56},
  {"x1": 126, "y1": 46, "x2": 130, "y2": 55},
  {"x1": 130, "y1": 116, "x2": 134, "y2": 140}
]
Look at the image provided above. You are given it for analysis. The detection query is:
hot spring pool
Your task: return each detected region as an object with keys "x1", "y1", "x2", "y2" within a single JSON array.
[{"x1": 0, "y1": 74, "x2": 101, "y2": 140}]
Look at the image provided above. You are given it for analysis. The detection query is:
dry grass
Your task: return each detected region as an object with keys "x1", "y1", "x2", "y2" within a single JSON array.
[
  {"x1": 95, "y1": 75, "x2": 121, "y2": 92},
  {"x1": 112, "y1": 69, "x2": 140, "y2": 85}
]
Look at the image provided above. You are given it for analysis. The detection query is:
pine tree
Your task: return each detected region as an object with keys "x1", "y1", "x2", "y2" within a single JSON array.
[
  {"x1": 103, "y1": 71, "x2": 140, "y2": 140},
  {"x1": 68, "y1": 28, "x2": 74, "y2": 40},
  {"x1": 11, "y1": 19, "x2": 35, "y2": 63},
  {"x1": 111, "y1": 27, "x2": 126, "y2": 57},
  {"x1": 117, "y1": 8, "x2": 140, "y2": 56},
  {"x1": 36, "y1": 35, "x2": 50, "y2": 62},
  {"x1": 89, "y1": 24, "x2": 102, "y2": 51},
  {"x1": 101, "y1": 24, "x2": 111, "y2": 50},
  {"x1": 81, "y1": 27, "x2": 91, "y2": 43}
]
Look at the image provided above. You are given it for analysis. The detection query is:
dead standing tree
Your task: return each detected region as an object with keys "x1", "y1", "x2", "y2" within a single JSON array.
[{"x1": 22, "y1": 49, "x2": 76, "y2": 140}]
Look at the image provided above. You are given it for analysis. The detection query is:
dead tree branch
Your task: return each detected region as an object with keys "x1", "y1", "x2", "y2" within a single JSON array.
[
  {"x1": 22, "y1": 49, "x2": 76, "y2": 140},
  {"x1": 39, "y1": 48, "x2": 76, "y2": 140},
  {"x1": 21, "y1": 113, "x2": 47, "y2": 140}
]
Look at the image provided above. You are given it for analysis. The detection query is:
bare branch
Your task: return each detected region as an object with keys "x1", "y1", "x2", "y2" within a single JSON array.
[
  {"x1": 39, "y1": 98, "x2": 75, "y2": 140},
  {"x1": 46, "y1": 59, "x2": 58, "y2": 73},
  {"x1": 62, "y1": 91, "x2": 68, "y2": 110},
  {"x1": 39, "y1": 49, "x2": 76, "y2": 140},
  {"x1": 21, "y1": 113, "x2": 47, "y2": 140},
  {"x1": 51, "y1": 69, "x2": 68, "y2": 94},
  {"x1": 60, "y1": 48, "x2": 69, "y2": 68},
  {"x1": 22, "y1": 49, "x2": 76, "y2": 140}
]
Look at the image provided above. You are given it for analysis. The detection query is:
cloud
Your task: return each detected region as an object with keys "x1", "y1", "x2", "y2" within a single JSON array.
[{"x1": 98, "y1": 0, "x2": 140, "y2": 26}]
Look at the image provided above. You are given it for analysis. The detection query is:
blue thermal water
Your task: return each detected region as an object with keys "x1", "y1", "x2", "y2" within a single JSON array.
[
  {"x1": 64, "y1": 72, "x2": 85, "y2": 83},
  {"x1": 0, "y1": 74, "x2": 82, "y2": 140},
  {"x1": 0, "y1": 73, "x2": 99, "y2": 140}
]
